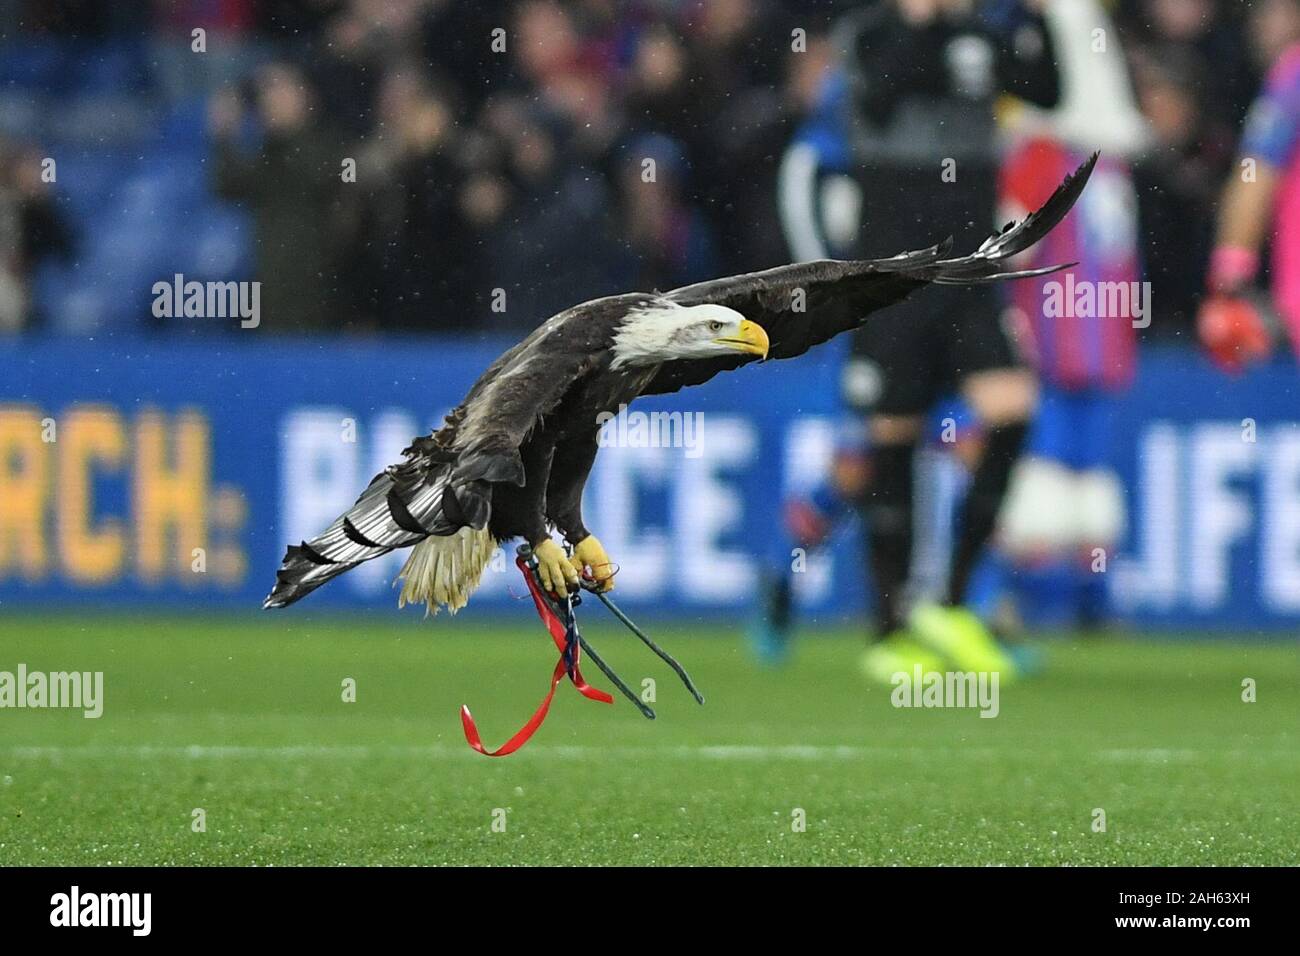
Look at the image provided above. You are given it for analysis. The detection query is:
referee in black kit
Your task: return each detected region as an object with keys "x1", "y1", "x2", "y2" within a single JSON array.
[{"x1": 832, "y1": 0, "x2": 1061, "y2": 679}]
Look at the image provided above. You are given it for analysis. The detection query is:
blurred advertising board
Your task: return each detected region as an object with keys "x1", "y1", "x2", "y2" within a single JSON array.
[{"x1": 2, "y1": 339, "x2": 1297, "y2": 629}]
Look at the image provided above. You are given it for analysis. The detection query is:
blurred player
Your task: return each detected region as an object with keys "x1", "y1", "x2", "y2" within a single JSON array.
[
  {"x1": 843, "y1": 0, "x2": 1062, "y2": 681},
  {"x1": 747, "y1": 404, "x2": 982, "y2": 666},
  {"x1": 752, "y1": 44, "x2": 865, "y2": 664},
  {"x1": 1198, "y1": 0, "x2": 1300, "y2": 370},
  {"x1": 759, "y1": 0, "x2": 1062, "y2": 675},
  {"x1": 758, "y1": 0, "x2": 1060, "y2": 678},
  {"x1": 756, "y1": 12, "x2": 991, "y2": 667},
  {"x1": 994, "y1": 0, "x2": 1149, "y2": 629}
]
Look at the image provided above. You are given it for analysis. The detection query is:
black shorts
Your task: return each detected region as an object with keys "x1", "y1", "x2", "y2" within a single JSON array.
[{"x1": 844, "y1": 283, "x2": 1026, "y2": 416}]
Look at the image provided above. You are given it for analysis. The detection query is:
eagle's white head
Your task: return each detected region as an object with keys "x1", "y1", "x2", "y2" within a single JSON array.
[{"x1": 610, "y1": 299, "x2": 770, "y2": 369}]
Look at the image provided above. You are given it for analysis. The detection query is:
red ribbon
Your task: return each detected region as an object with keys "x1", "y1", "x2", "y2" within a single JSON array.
[{"x1": 461, "y1": 556, "x2": 612, "y2": 756}]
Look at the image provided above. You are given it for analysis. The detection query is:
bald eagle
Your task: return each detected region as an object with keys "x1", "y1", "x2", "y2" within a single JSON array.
[{"x1": 264, "y1": 155, "x2": 1096, "y2": 612}]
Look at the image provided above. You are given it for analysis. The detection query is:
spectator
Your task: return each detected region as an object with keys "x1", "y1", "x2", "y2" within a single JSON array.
[
  {"x1": 0, "y1": 141, "x2": 73, "y2": 333},
  {"x1": 1129, "y1": 47, "x2": 1235, "y2": 338},
  {"x1": 348, "y1": 68, "x2": 479, "y2": 331},
  {"x1": 611, "y1": 132, "x2": 719, "y2": 292},
  {"x1": 209, "y1": 61, "x2": 351, "y2": 332},
  {"x1": 481, "y1": 99, "x2": 623, "y2": 329},
  {"x1": 1121, "y1": 0, "x2": 1256, "y2": 125},
  {"x1": 309, "y1": 0, "x2": 437, "y2": 139}
]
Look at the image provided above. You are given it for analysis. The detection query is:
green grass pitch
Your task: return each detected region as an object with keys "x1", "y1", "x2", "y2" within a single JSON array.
[{"x1": 1, "y1": 612, "x2": 1297, "y2": 865}]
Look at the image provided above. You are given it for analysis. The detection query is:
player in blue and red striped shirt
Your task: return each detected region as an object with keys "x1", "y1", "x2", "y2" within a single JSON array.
[{"x1": 996, "y1": 139, "x2": 1141, "y2": 626}]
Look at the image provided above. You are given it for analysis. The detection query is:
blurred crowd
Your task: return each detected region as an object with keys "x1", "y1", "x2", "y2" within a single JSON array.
[
  {"x1": 0, "y1": 0, "x2": 1286, "y2": 335},
  {"x1": 197, "y1": 0, "x2": 813, "y2": 331}
]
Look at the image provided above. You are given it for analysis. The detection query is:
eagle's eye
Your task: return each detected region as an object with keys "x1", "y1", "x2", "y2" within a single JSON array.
[{"x1": 708, "y1": 320, "x2": 724, "y2": 332}]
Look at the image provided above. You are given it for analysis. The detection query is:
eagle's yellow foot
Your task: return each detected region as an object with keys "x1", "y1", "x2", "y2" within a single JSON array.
[
  {"x1": 569, "y1": 534, "x2": 615, "y2": 592},
  {"x1": 533, "y1": 538, "x2": 579, "y2": 596}
]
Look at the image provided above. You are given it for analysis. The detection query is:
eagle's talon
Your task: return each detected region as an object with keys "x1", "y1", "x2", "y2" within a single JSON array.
[
  {"x1": 570, "y1": 534, "x2": 615, "y2": 592},
  {"x1": 534, "y1": 538, "x2": 578, "y2": 596}
]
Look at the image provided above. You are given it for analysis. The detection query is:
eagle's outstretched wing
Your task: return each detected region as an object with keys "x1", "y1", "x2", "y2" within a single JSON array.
[{"x1": 643, "y1": 152, "x2": 1097, "y2": 397}]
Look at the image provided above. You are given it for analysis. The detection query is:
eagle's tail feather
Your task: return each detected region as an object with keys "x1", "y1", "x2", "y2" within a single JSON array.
[
  {"x1": 263, "y1": 466, "x2": 461, "y2": 609},
  {"x1": 261, "y1": 545, "x2": 364, "y2": 610},
  {"x1": 396, "y1": 526, "x2": 495, "y2": 616}
]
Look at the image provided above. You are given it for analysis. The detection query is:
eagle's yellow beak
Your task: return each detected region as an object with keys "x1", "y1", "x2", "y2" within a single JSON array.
[{"x1": 714, "y1": 319, "x2": 770, "y2": 359}]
